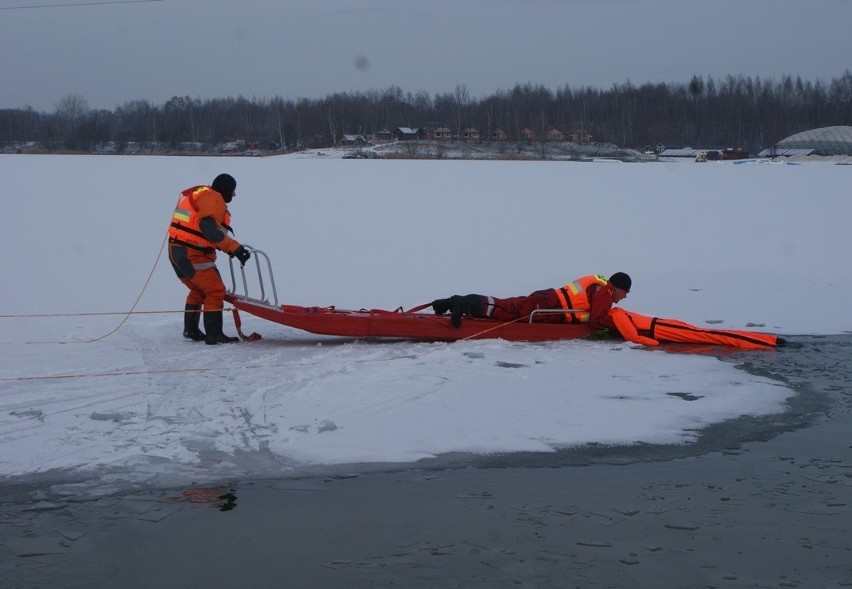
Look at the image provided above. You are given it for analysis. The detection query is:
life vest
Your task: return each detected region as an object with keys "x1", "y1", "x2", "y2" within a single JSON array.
[
  {"x1": 168, "y1": 185, "x2": 232, "y2": 252},
  {"x1": 554, "y1": 274, "x2": 608, "y2": 323}
]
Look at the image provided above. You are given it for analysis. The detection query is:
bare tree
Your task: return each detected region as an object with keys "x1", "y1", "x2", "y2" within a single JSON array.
[
  {"x1": 55, "y1": 94, "x2": 89, "y2": 150},
  {"x1": 480, "y1": 95, "x2": 498, "y2": 144},
  {"x1": 452, "y1": 83, "x2": 470, "y2": 141},
  {"x1": 269, "y1": 97, "x2": 292, "y2": 150}
]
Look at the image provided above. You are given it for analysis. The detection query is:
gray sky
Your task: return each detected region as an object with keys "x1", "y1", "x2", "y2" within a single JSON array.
[{"x1": 2, "y1": 0, "x2": 850, "y2": 112}]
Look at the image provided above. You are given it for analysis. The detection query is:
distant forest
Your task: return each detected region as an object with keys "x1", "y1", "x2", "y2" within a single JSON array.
[{"x1": 3, "y1": 71, "x2": 851, "y2": 154}]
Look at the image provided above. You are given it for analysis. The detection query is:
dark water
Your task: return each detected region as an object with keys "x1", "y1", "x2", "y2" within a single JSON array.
[
  {"x1": 1, "y1": 335, "x2": 850, "y2": 588},
  {"x1": 382, "y1": 334, "x2": 851, "y2": 471}
]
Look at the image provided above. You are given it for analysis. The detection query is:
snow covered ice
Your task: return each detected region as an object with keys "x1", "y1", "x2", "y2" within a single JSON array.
[{"x1": 2, "y1": 153, "x2": 850, "y2": 495}]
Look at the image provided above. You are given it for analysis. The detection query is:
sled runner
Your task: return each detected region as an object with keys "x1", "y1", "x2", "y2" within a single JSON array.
[{"x1": 223, "y1": 246, "x2": 780, "y2": 349}]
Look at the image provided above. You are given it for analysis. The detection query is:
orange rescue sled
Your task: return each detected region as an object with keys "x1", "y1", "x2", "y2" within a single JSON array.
[{"x1": 224, "y1": 247, "x2": 780, "y2": 349}]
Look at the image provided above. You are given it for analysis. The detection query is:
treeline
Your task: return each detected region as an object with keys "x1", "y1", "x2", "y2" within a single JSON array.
[{"x1": 3, "y1": 71, "x2": 851, "y2": 154}]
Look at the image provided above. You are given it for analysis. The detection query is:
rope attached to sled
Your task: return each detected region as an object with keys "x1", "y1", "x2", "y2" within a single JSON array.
[
  {"x1": 0, "y1": 308, "x2": 236, "y2": 319},
  {"x1": 3, "y1": 233, "x2": 170, "y2": 345},
  {"x1": 404, "y1": 302, "x2": 533, "y2": 341},
  {"x1": 3, "y1": 226, "x2": 254, "y2": 344}
]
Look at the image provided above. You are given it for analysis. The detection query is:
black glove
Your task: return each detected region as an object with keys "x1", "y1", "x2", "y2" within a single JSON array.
[{"x1": 233, "y1": 245, "x2": 251, "y2": 266}]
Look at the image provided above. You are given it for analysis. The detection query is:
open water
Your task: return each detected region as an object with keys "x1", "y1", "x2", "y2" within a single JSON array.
[{"x1": 1, "y1": 334, "x2": 850, "y2": 588}]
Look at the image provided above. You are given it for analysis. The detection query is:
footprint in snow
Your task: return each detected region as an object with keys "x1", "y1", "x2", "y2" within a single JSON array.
[
  {"x1": 667, "y1": 392, "x2": 704, "y2": 401},
  {"x1": 90, "y1": 411, "x2": 135, "y2": 423},
  {"x1": 10, "y1": 410, "x2": 45, "y2": 422},
  {"x1": 495, "y1": 361, "x2": 528, "y2": 369}
]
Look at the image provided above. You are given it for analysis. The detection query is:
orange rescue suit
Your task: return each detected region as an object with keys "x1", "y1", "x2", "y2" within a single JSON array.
[
  {"x1": 168, "y1": 185, "x2": 241, "y2": 312},
  {"x1": 608, "y1": 307, "x2": 779, "y2": 350},
  {"x1": 554, "y1": 274, "x2": 608, "y2": 323}
]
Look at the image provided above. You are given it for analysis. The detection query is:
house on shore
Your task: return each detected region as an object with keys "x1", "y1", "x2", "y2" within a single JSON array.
[
  {"x1": 520, "y1": 127, "x2": 537, "y2": 141},
  {"x1": 339, "y1": 134, "x2": 367, "y2": 146},
  {"x1": 571, "y1": 128, "x2": 592, "y2": 143},
  {"x1": 490, "y1": 126, "x2": 509, "y2": 141},
  {"x1": 393, "y1": 127, "x2": 424, "y2": 140},
  {"x1": 545, "y1": 127, "x2": 565, "y2": 142},
  {"x1": 428, "y1": 126, "x2": 454, "y2": 141},
  {"x1": 460, "y1": 126, "x2": 481, "y2": 141}
]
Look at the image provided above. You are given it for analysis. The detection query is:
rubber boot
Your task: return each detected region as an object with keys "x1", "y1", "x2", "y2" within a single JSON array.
[
  {"x1": 431, "y1": 297, "x2": 454, "y2": 315},
  {"x1": 183, "y1": 304, "x2": 206, "y2": 341},
  {"x1": 451, "y1": 294, "x2": 484, "y2": 328},
  {"x1": 203, "y1": 311, "x2": 239, "y2": 345}
]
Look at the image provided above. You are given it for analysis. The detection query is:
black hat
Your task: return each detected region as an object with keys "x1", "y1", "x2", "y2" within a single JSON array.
[
  {"x1": 211, "y1": 173, "x2": 236, "y2": 200},
  {"x1": 608, "y1": 272, "x2": 632, "y2": 292}
]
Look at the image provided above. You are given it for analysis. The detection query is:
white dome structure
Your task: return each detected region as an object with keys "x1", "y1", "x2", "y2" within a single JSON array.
[{"x1": 775, "y1": 126, "x2": 852, "y2": 156}]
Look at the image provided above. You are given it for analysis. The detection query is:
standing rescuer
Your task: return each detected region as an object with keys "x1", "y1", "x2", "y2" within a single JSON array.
[{"x1": 168, "y1": 173, "x2": 251, "y2": 345}]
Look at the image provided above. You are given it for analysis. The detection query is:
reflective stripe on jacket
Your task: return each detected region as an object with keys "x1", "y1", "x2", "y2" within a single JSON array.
[
  {"x1": 553, "y1": 274, "x2": 608, "y2": 323},
  {"x1": 168, "y1": 185, "x2": 233, "y2": 252}
]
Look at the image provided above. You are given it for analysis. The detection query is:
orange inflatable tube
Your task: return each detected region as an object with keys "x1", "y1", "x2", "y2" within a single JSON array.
[{"x1": 609, "y1": 307, "x2": 780, "y2": 350}]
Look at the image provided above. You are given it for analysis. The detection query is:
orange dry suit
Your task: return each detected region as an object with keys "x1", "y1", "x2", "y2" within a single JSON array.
[
  {"x1": 554, "y1": 274, "x2": 609, "y2": 323},
  {"x1": 168, "y1": 185, "x2": 241, "y2": 311},
  {"x1": 608, "y1": 307, "x2": 779, "y2": 350}
]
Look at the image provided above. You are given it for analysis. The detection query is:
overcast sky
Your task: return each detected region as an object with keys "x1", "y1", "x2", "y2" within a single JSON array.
[{"x1": 2, "y1": 0, "x2": 850, "y2": 112}]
